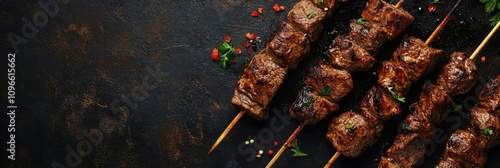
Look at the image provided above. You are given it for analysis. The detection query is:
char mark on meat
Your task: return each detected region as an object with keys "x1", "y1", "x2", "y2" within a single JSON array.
[
  {"x1": 231, "y1": 51, "x2": 286, "y2": 120},
  {"x1": 442, "y1": 130, "x2": 487, "y2": 168},
  {"x1": 378, "y1": 61, "x2": 411, "y2": 99},
  {"x1": 391, "y1": 36, "x2": 443, "y2": 82},
  {"x1": 361, "y1": 86, "x2": 402, "y2": 121},
  {"x1": 436, "y1": 52, "x2": 478, "y2": 96},
  {"x1": 415, "y1": 81, "x2": 455, "y2": 124},
  {"x1": 289, "y1": 86, "x2": 339, "y2": 125},
  {"x1": 468, "y1": 107, "x2": 500, "y2": 149},
  {"x1": 287, "y1": 0, "x2": 327, "y2": 42},
  {"x1": 349, "y1": 19, "x2": 387, "y2": 55},
  {"x1": 361, "y1": 0, "x2": 414, "y2": 41},
  {"x1": 267, "y1": 21, "x2": 310, "y2": 70},
  {"x1": 478, "y1": 75, "x2": 500, "y2": 116},
  {"x1": 305, "y1": 61, "x2": 353, "y2": 103},
  {"x1": 380, "y1": 132, "x2": 434, "y2": 168},
  {"x1": 328, "y1": 35, "x2": 375, "y2": 72}
]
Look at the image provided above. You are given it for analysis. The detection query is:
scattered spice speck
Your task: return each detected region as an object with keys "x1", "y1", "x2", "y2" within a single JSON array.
[
  {"x1": 428, "y1": 4, "x2": 437, "y2": 12},
  {"x1": 268, "y1": 149, "x2": 274, "y2": 155},
  {"x1": 259, "y1": 150, "x2": 264, "y2": 155},
  {"x1": 273, "y1": 141, "x2": 278, "y2": 147},
  {"x1": 252, "y1": 10, "x2": 259, "y2": 17},
  {"x1": 245, "y1": 41, "x2": 250, "y2": 48},
  {"x1": 224, "y1": 35, "x2": 231, "y2": 42},
  {"x1": 250, "y1": 139, "x2": 255, "y2": 144},
  {"x1": 211, "y1": 48, "x2": 219, "y2": 61},
  {"x1": 256, "y1": 154, "x2": 262, "y2": 158},
  {"x1": 481, "y1": 56, "x2": 486, "y2": 64},
  {"x1": 235, "y1": 47, "x2": 242, "y2": 55},
  {"x1": 258, "y1": 7, "x2": 263, "y2": 14},
  {"x1": 245, "y1": 141, "x2": 249, "y2": 145},
  {"x1": 273, "y1": 4, "x2": 280, "y2": 12}
]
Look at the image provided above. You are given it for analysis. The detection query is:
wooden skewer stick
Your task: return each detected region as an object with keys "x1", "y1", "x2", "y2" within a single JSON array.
[
  {"x1": 394, "y1": 0, "x2": 405, "y2": 9},
  {"x1": 208, "y1": 110, "x2": 245, "y2": 154},
  {"x1": 266, "y1": 120, "x2": 308, "y2": 168},
  {"x1": 470, "y1": 21, "x2": 500, "y2": 60},
  {"x1": 324, "y1": 0, "x2": 463, "y2": 167}
]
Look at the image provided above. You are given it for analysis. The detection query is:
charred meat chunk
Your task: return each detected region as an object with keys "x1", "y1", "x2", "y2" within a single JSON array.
[
  {"x1": 398, "y1": 104, "x2": 434, "y2": 134},
  {"x1": 289, "y1": 86, "x2": 339, "y2": 125},
  {"x1": 361, "y1": 86, "x2": 402, "y2": 121},
  {"x1": 391, "y1": 36, "x2": 443, "y2": 82},
  {"x1": 328, "y1": 35, "x2": 375, "y2": 72},
  {"x1": 478, "y1": 75, "x2": 500, "y2": 116},
  {"x1": 443, "y1": 129, "x2": 487, "y2": 168},
  {"x1": 287, "y1": 0, "x2": 327, "y2": 42},
  {"x1": 435, "y1": 157, "x2": 461, "y2": 168},
  {"x1": 231, "y1": 51, "x2": 286, "y2": 120},
  {"x1": 327, "y1": 111, "x2": 384, "y2": 157},
  {"x1": 468, "y1": 107, "x2": 500, "y2": 149},
  {"x1": 380, "y1": 131, "x2": 434, "y2": 168},
  {"x1": 378, "y1": 61, "x2": 411, "y2": 99},
  {"x1": 349, "y1": 19, "x2": 387, "y2": 55},
  {"x1": 436, "y1": 52, "x2": 478, "y2": 96},
  {"x1": 267, "y1": 21, "x2": 310, "y2": 70},
  {"x1": 304, "y1": 61, "x2": 353, "y2": 102},
  {"x1": 415, "y1": 81, "x2": 455, "y2": 124},
  {"x1": 361, "y1": 0, "x2": 414, "y2": 41}
]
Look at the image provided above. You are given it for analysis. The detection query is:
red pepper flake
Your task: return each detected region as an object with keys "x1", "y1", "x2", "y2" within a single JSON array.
[
  {"x1": 273, "y1": 141, "x2": 278, "y2": 147},
  {"x1": 268, "y1": 149, "x2": 274, "y2": 155},
  {"x1": 256, "y1": 154, "x2": 262, "y2": 158},
  {"x1": 224, "y1": 35, "x2": 231, "y2": 43},
  {"x1": 211, "y1": 48, "x2": 219, "y2": 61},
  {"x1": 251, "y1": 10, "x2": 259, "y2": 17},
  {"x1": 247, "y1": 49, "x2": 252, "y2": 55},
  {"x1": 245, "y1": 32, "x2": 256, "y2": 40},
  {"x1": 279, "y1": 6, "x2": 285, "y2": 11},
  {"x1": 273, "y1": 4, "x2": 280, "y2": 12},
  {"x1": 231, "y1": 59, "x2": 237, "y2": 64},
  {"x1": 258, "y1": 7, "x2": 263, "y2": 14},
  {"x1": 245, "y1": 41, "x2": 251, "y2": 48},
  {"x1": 481, "y1": 56, "x2": 486, "y2": 64},
  {"x1": 428, "y1": 4, "x2": 437, "y2": 13},
  {"x1": 259, "y1": 141, "x2": 265, "y2": 146},
  {"x1": 235, "y1": 47, "x2": 242, "y2": 55}
]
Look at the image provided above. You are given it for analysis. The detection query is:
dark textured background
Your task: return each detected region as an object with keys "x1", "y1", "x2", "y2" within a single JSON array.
[{"x1": 1, "y1": 0, "x2": 499, "y2": 167}]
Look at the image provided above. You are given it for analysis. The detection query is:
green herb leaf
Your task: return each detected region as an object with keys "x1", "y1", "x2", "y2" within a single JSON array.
[
  {"x1": 290, "y1": 140, "x2": 308, "y2": 157},
  {"x1": 356, "y1": 18, "x2": 367, "y2": 25},
  {"x1": 307, "y1": 12, "x2": 316, "y2": 19},
  {"x1": 318, "y1": 0, "x2": 324, "y2": 3},
  {"x1": 483, "y1": 128, "x2": 494, "y2": 140},
  {"x1": 486, "y1": 0, "x2": 497, "y2": 12},
  {"x1": 431, "y1": 0, "x2": 440, "y2": 4},
  {"x1": 387, "y1": 85, "x2": 406, "y2": 103},
  {"x1": 217, "y1": 41, "x2": 236, "y2": 69},
  {"x1": 302, "y1": 98, "x2": 309, "y2": 104},
  {"x1": 453, "y1": 104, "x2": 463, "y2": 112},
  {"x1": 345, "y1": 125, "x2": 354, "y2": 129},
  {"x1": 490, "y1": 12, "x2": 500, "y2": 26},
  {"x1": 319, "y1": 86, "x2": 332, "y2": 96}
]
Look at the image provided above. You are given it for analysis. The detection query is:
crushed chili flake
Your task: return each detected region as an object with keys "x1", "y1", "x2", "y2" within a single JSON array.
[
  {"x1": 235, "y1": 47, "x2": 242, "y2": 55},
  {"x1": 273, "y1": 141, "x2": 278, "y2": 147},
  {"x1": 481, "y1": 56, "x2": 486, "y2": 64},
  {"x1": 273, "y1": 4, "x2": 280, "y2": 12},
  {"x1": 279, "y1": 6, "x2": 285, "y2": 11},
  {"x1": 245, "y1": 41, "x2": 251, "y2": 48},
  {"x1": 268, "y1": 149, "x2": 274, "y2": 155},
  {"x1": 428, "y1": 4, "x2": 436, "y2": 13},
  {"x1": 256, "y1": 154, "x2": 262, "y2": 158},
  {"x1": 258, "y1": 7, "x2": 264, "y2": 14},
  {"x1": 231, "y1": 59, "x2": 237, "y2": 64},
  {"x1": 211, "y1": 48, "x2": 219, "y2": 61},
  {"x1": 245, "y1": 32, "x2": 256, "y2": 40},
  {"x1": 247, "y1": 49, "x2": 252, "y2": 55},
  {"x1": 224, "y1": 35, "x2": 231, "y2": 42},
  {"x1": 252, "y1": 10, "x2": 259, "y2": 17},
  {"x1": 259, "y1": 141, "x2": 265, "y2": 146}
]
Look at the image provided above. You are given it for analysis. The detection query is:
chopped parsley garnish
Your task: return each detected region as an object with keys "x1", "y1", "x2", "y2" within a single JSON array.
[
  {"x1": 387, "y1": 85, "x2": 405, "y2": 103},
  {"x1": 483, "y1": 128, "x2": 494, "y2": 140},
  {"x1": 430, "y1": 0, "x2": 440, "y2": 4},
  {"x1": 345, "y1": 125, "x2": 355, "y2": 129},
  {"x1": 356, "y1": 18, "x2": 368, "y2": 25},
  {"x1": 453, "y1": 104, "x2": 463, "y2": 112},
  {"x1": 307, "y1": 12, "x2": 316, "y2": 19},
  {"x1": 290, "y1": 140, "x2": 308, "y2": 157},
  {"x1": 302, "y1": 98, "x2": 310, "y2": 104},
  {"x1": 319, "y1": 86, "x2": 332, "y2": 96},
  {"x1": 318, "y1": 0, "x2": 324, "y2": 3},
  {"x1": 218, "y1": 41, "x2": 236, "y2": 69},
  {"x1": 479, "y1": 0, "x2": 500, "y2": 26}
]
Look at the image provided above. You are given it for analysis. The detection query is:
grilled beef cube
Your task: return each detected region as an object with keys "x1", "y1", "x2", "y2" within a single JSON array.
[
  {"x1": 231, "y1": 51, "x2": 286, "y2": 120},
  {"x1": 478, "y1": 75, "x2": 500, "y2": 116},
  {"x1": 378, "y1": 61, "x2": 411, "y2": 99},
  {"x1": 327, "y1": 111, "x2": 384, "y2": 157},
  {"x1": 328, "y1": 36, "x2": 376, "y2": 72},
  {"x1": 443, "y1": 129, "x2": 487, "y2": 168},
  {"x1": 436, "y1": 52, "x2": 478, "y2": 96},
  {"x1": 380, "y1": 131, "x2": 434, "y2": 168},
  {"x1": 398, "y1": 104, "x2": 434, "y2": 133},
  {"x1": 468, "y1": 107, "x2": 500, "y2": 149},
  {"x1": 361, "y1": 0, "x2": 414, "y2": 41},
  {"x1": 435, "y1": 157, "x2": 461, "y2": 168},
  {"x1": 305, "y1": 61, "x2": 353, "y2": 102},
  {"x1": 267, "y1": 21, "x2": 310, "y2": 70},
  {"x1": 415, "y1": 81, "x2": 455, "y2": 124},
  {"x1": 290, "y1": 86, "x2": 339, "y2": 125},
  {"x1": 391, "y1": 36, "x2": 443, "y2": 82},
  {"x1": 361, "y1": 86, "x2": 402, "y2": 121},
  {"x1": 349, "y1": 19, "x2": 387, "y2": 55},
  {"x1": 288, "y1": 0, "x2": 327, "y2": 42}
]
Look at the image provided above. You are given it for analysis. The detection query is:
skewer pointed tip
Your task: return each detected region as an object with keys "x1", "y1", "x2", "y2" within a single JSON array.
[{"x1": 207, "y1": 110, "x2": 245, "y2": 155}]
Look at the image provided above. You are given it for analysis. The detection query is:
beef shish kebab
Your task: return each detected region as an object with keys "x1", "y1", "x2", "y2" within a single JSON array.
[
  {"x1": 324, "y1": 0, "x2": 463, "y2": 167},
  {"x1": 378, "y1": 21, "x2": 500, "y2": 168},
  {"x1": 434, "y1": 21, "x2": 500, "y2": 168},
  {"x1": 209, "y1": 0, "x2": 343, "y2": 154},
  {"x1": 267, "y1": 0, "x2": 414, "y2": 166}
]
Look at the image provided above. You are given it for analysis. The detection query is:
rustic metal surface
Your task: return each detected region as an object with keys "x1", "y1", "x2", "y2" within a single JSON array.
[{"x1": 1, "y1": 0, "x2": 499, "y2": 167}]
